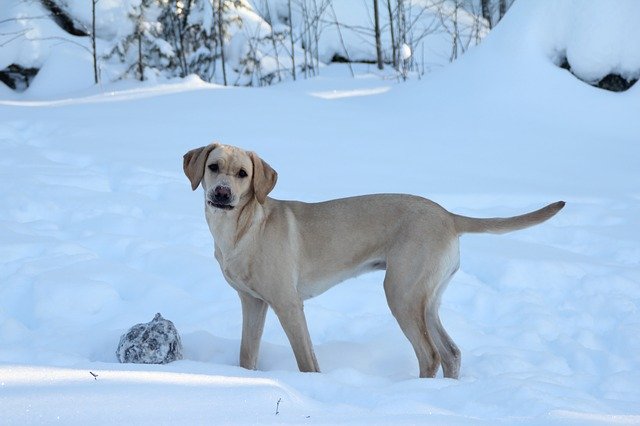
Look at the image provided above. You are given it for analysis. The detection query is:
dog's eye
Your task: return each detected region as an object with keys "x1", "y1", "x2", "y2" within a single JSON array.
[
  {"x1": 238, "y1": 169, "x2": 248, "y2": 178},
  {"x1": 208, "y1": 163, "x2": 219, "y2": 173}
]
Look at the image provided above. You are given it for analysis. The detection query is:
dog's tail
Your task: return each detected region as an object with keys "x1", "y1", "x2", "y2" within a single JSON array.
[{"x1": 452, "y1": 201, "x2": 565, "y2": 235}]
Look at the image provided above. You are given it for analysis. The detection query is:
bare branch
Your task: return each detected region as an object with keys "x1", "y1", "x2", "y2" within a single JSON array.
[{"x1": 0, "y1": 29, "x2": 31, "y2": 47}]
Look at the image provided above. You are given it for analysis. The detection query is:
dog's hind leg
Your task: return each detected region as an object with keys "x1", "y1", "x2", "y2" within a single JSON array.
[
  {"x1": 428, "y1": 244, "x2": 462, "y2": 379},
  {"x1": 383, "y1": 262, "x2": 441, "y2": 378},
  {"x1": 426, "y1": 303, "x2": 461, "y2": 379}
]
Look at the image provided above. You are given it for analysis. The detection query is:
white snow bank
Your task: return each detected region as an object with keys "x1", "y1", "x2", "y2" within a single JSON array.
[
  {"x1": 495, "y1": 0, "x2": 640, "y2": 82},
  {"x1": 26, "y1": 44, "x2": 96, "y2": 97},
  {"x1": 0, "y1": 0, "x2": 87, "y2": 70},
  {"x1": 1, "y1": 1, "x2": 639, "y2": 424},
  {"x1": 561, "y1": 0, "x2": 640, "y2": 82}
]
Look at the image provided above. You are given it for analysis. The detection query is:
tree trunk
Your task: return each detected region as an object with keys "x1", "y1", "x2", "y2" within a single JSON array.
[
  {"x1": 217, "y1": 0, "x2": 227, "y2": 85},
  {"x1": 330, "y1": 2, "x2": 354, "y2": 77},
  {"x1": 450, "y1": 1, "x2": 459, "y2": 62},
  {"x1": 301, "y1": 2, "x2": 310, "y2": 78},
  {"x1": 499, "y1": 0, "x2": 507, "y2": 20},
  {"x1": 287, "y1": 0, "x2": 296, "y2": 80},
  {"x1": 397, "y1": 0, "x2": 408, "y2": 78},
  {"x1": 264, "y1": 0, "x2": 281, "y2": 83},
  {"x1": 180, "y1": 0, "x2": 193, "y2": 77},
  {"x1": 373, "y1": 0, "x2": 383, "y2": 70},
  {"x1": 136, "y1": 11, "x2": 144, "y2": 82},
  {"x1": 92, "y1": 0, "x2": 99, "y2": 83},
  {"x1": 481, "y1": 0, "x2": 491, "y2": 28},
  {"x1": 386, "y1": 0, "x2": 397, "y2": 69},
  {"x1": 137, "y1": 29, "x2": 144, "y2": 81}
]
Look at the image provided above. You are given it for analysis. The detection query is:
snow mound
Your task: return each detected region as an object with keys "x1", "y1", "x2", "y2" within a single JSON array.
[
  {"x1": 26, "y1": 44, "x2": 96, "y2": 97},
  {"x1": 1, "y1": 1, "x2": 639, "y2": 424},
  {"x1": 559, "y1": 0, "x2": 640, "y2": 83},
  {"x1": 494, "y1": 0, "x2": 640, "y2": 89}
]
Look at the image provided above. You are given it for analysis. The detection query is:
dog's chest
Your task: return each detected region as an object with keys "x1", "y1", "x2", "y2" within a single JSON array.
[{"x1": 214, "y1": 244, "x2": 258, "y2": 294}]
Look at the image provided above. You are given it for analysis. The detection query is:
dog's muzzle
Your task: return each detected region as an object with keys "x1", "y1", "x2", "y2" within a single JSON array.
[{"x1": 207, "y1": 186, "x2": 234, "y2": 210}]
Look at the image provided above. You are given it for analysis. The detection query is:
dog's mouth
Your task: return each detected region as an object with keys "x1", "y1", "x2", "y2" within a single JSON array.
[{"x1": 207, "y1": 199, "x2": 235, "y2": 210}]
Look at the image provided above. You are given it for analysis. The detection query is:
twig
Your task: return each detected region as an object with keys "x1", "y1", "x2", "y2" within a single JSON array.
[
  {"x1": 0, "y1": 29, "x2": 30, "y2": 47},
  {"x1": 275, "y1": 398, "x2": 282, "y2": 415},
  {"x1": 26, "y1": 36, "x2": 92, "y2": 53},
  {"x1": 329, "y1": 2, "x2": 354, "y2": 77},
  {"x1": 0, "y1": 15, "x2": 54, "y2": 25}
]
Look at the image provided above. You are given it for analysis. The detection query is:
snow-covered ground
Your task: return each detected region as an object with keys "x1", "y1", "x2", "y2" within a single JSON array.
[{"x1": 1, "y1": 1, "x2": 639, "y2": 424}]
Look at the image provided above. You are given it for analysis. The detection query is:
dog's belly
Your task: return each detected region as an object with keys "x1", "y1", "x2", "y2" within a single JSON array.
[{"x1": 297, "y1": 258, "x2": 386, "y2": 300}]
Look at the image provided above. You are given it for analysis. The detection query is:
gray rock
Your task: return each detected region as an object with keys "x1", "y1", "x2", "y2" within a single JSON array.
[{"x1": 116, "y1": 313, "x2": 183, "y2": 364}]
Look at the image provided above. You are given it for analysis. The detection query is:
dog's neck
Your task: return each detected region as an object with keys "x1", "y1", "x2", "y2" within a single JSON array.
[{"x1": 205, "y1": 195, "x2": 266, "y2": 251}]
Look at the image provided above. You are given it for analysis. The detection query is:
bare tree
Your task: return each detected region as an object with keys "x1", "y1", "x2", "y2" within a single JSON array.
[
  {"x1": 91, "y1": 0, "x2": 99, "y2": 83},
  {"x1": 329, "y1": 1, "x2": 353, "y2": 77},
  {"x1": 481, "y1": 0, "x2": 491, "y2": 28},
  {"x1": 386, "y1": 0, "x2": 397, "y2": 69},
  {"x1": 217, "y1": 0, "x2": 227, "y2": 85},
  {"x1": 499, "y1": 0, "x2": 507, "y2": 20},
  {"x1": 449, "y1": 0, "x2": 459, "y2": 62},
  {"x1": 373, "y1": 0, "x2": 383, "y2": 69},
  {"x1": 287, "y1": 0, "x2": 296, "y2": 80},
  {"x1": 299, "y1": 0, "x2": 323, "y2": 77},
  {"x1": 263, "y1": 0, "x2": 282, "y2": 83},
  {"x1": 136, "y1": 18, "x2": 144, "y2": 80},
  {"x1": 396, "y1": 0, "x2": 409, "y2": 79},
  {"x1": 239, "y1": 23, "x2": 263, "y2": 86},
  {"x1": 402, "y1": 1, "x2": 441, "y2": 75},
  {"x1": 479, "y1": 0, "x2": 513, "y2": 28},
  {"x1": 435, "y1": 0, "x2": 487, "y2": 64}
]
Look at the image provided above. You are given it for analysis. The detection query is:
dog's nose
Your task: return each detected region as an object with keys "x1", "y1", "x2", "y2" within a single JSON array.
[{"x1": 214, "y1": 186, "x2": 231, "y2": 202}]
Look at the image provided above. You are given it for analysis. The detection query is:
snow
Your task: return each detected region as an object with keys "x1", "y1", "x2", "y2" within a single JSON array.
[
  {"x1": 400, "y1": 43, "x2": 412, "y2": 60},
  {"x1": 552, "y1": 0, "x2": 640, "y2": 82},
  {"x1": 1, "y1": 0, "x2": 640, "y2": 424},
  {"x1": 25, "y1": 44, "x2": 96, "y2": 98},
  {"x1": 0, "y1": 0, "x2": 89, "y2": 72}
]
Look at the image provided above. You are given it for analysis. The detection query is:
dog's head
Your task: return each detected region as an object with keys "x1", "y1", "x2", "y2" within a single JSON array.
[{"x1": 183, "y1": 143, "x2": 277, "y2": 211}]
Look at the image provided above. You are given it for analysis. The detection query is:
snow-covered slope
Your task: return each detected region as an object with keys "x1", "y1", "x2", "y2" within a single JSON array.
[{"x1": 1, "y1": 1, "x2": 639, "y2": 424}]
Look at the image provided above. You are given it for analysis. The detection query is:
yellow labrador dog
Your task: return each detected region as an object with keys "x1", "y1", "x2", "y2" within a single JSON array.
[{"x1": 183, "y1": 143, "x2": 564, "y2": 378}]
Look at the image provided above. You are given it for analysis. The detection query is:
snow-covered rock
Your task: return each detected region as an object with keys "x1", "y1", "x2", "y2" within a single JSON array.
[
  {"x1": 507, "y1": 0, "x2": 640, "y2": 91},
  {"x1": 557, "y1": 0, "x2": 640, "y2": 84},
  {"x1": 116, "y1": 313, "x2": 183, "y2": 364}
]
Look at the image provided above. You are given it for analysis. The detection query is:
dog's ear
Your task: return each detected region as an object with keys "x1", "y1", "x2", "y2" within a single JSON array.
[
  {"x1": 249, "y1": 151, "x2": 277, "y2": 204},
  {"x1": 183, "y1": 143, "x2": 219, "y2": 191}
]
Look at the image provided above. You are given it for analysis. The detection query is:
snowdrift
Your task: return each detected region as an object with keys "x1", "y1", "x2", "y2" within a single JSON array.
[{"x1": 1, "y1": 0, "x2": 639, "y2": 424}]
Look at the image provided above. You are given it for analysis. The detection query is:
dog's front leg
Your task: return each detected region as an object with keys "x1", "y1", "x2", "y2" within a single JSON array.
[
  {"x1": 272, "y1": 298, "x2": 320, "y2": 373},
  {"x1": 238, "y1": 291, "x2": 269, "y2": 370}
]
